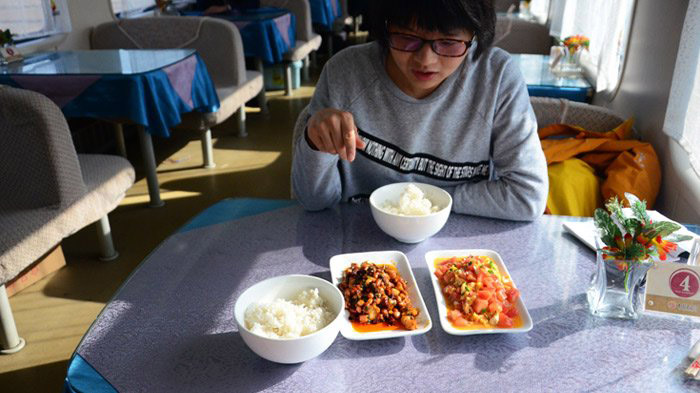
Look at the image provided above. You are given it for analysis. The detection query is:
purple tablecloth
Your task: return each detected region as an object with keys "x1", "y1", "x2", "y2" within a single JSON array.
[{"x1": 70, "y1": 200, "x2": 700, "y2": 392}]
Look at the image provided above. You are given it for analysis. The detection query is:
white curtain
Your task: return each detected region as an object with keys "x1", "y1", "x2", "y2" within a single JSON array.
[
  {"x1": 110, "y1": 0, "x2": 155, "y2": 16},
  {"x1": 664, "y1": 0, "x2": 700, "y2": 177},
  {"x1": 548, "y1": 0, "x2": 635, "y2": 96},
  {"x1": 0, "y1": 0, "x2": 70, "y2": 39},
  {"x1": 527, "y1": 0, "x2": 550, "y2": 24}
]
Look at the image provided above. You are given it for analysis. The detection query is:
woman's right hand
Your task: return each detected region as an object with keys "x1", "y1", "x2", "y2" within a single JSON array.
[{"x1": 306, "y1": 108, "x2": 367, "y2": 162}]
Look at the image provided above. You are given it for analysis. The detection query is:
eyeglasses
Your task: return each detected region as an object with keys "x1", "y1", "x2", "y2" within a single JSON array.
[{"x1": 387, "y1": 33, "x2": 471, "y2": 57}]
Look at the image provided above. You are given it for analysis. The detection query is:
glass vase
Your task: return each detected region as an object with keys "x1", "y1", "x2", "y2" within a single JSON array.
[
  {"x1": 587, "y1": 249, "x2": 653, "y2": 319},
  {"x1": 551, "y1": 46, "x2": 582, "y2": 77}
]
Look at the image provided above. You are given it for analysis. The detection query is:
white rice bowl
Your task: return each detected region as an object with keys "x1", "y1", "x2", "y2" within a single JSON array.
[
  {"x1": 382, "y1": 183, "x2": 440, "y2": 216},
  {"x1": 244, "y1": 288, "x2": 333, "y2": 339},
  {"x1": 234, "y1": 274, "x2": 344, "y2": 363}
]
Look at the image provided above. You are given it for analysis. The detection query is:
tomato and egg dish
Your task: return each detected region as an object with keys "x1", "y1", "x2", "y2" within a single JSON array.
[
  {"x1": 338, "y1": 262, "x2": 420, "y2": 331},
  {"x1": 434, "y1": 256, "x2": 521, "y2": 329}
]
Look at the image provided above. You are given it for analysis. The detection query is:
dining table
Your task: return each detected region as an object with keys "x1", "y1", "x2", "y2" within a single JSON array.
[
  {"x1": 309, "y1": 0, "x2": 341, "y2": 31},
  {"x1": 63, "y1": 198, "x2": 700, "y2": 392},
  {"x1": 0, "y1": 49, "x2": 220, "y2": 207},
  {"x1": 511, "y1": 53, "x2": 594, "y2": 102},
  {"x1": 183, "y1": 7, "x2": 296, "y2": 66},
  {"x1": 182, "y1": 7, "x2": 296, "y2": 97}
]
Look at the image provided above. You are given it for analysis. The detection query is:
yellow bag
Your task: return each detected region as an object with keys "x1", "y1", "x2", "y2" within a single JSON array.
[
  {"x1": 547, "y1": 158, "x2": 603, "y2": 217},
  {"x1": 539, "y1": 118, "x2": 661, "y2": 215}
]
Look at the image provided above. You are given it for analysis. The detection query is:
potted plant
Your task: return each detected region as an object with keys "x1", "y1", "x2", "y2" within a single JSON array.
[
  {"x1": 1, "y1": 29, "x2": 14, "y2": 48},
  {"x1": 562, "y1": 34, "x2": 590, "y2": 59},
  {"x1": 587, "y1": 193, "x2": 692, "y2": 319}
]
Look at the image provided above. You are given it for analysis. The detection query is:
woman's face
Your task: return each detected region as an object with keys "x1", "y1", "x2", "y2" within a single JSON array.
[{"x1": 385, "y1": 25, "x2": 474, "y2": 99}]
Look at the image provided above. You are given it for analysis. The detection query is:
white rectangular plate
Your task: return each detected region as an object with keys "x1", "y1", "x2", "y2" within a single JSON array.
[
  {"x1": 329, "y1": 250, "x2": 432, "y2": 340},
  {"x1": 424, "y1": 249, "x2": 533, "y2": 335},
  {"x1": 562, "y1": 210, "x2": 697, "y2": 259}
]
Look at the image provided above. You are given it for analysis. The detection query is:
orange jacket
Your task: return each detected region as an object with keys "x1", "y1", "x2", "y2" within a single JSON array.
[{"x1": 539, "y1": 119, "x2": 661, "y2": 207}]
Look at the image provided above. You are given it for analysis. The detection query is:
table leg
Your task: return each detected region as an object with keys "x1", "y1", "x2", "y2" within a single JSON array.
[
  {"x1": 310, "y1": 51, "x2": 318, "y2": 69},
  {"x1": 253, "y1": 57, "x2": 268, "y2": 113},
  {"x1": 96, "y1": 215, "x2": 119, "y2": 261},
  {"x1": 237, "y1": 108, "x2": 247, "y2": 137},
  {"x1": 114, "y1": 123, "x2": 127, "y2": 158},
  {"x1": 325, "y1": 32, "x2": 334, "y2": 59},
  {"x1": 284, "y1": 63, "x2": 293, "y2": 96},
  {"x1": 0, "y1": 285, "x2": 25, "y2": 354},
  {"x1": 302, "y1": 56, "x2": 310, "y2": 82},
  {"x1": 201, "y1": 128, "x2": 216, "y2": 168},
  {"x1": 137, "y1": 126, "x2": 164, "y2": 208}
]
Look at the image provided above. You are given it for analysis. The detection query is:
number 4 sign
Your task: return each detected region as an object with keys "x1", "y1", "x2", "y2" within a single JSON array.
[
  {"x1": 0, "y1": 45, "x2": 23, "y2": 64},
  {"x1": 646, "y1": 263, "x2": 700, "y2": 318}
]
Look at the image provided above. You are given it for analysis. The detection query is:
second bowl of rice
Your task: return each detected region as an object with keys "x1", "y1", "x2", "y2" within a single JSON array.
[{"x1": 234, "y1": 274, "x2": 344, "y2": 363}]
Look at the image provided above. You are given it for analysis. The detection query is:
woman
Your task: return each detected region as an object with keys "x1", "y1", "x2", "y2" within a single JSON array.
[{"x1": 291, "y1": 0, "x2": 548, "y2": 221}]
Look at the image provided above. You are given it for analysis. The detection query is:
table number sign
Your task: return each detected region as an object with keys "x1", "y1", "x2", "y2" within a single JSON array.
[
  {"x1": 645, "y1": 260, "x2": 700, "y2": 318},
  {"x1": 0, "y1": 46, "x2": 23, "y2": 64}
]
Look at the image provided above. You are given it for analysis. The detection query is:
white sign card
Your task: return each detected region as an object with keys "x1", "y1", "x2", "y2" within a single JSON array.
[
  {"x1": 645, "y1": 260, "x2": 700, "y2": 319},
  {"x1": 0, "y1": 46, "x2": 23, "y2": 64}
]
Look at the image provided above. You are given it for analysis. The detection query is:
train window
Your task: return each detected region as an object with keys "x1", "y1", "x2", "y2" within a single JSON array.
[
  {"x1": 549, "y1": 0, "x2": 635, "y2": 97},
  {"x1": 110, "y1": 0, "x2": 156, "y2": 18},
  {"x1": 524, "y1": 0, "x2": 550, "y2": 24},
  {"x1": 0, "y1": 0, "x2": 71, "y2": 42},
  {"x1": 664, "y1": 2, "x2": 700, "y2": 179}
]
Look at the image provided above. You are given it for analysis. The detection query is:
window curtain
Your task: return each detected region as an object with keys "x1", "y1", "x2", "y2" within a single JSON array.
[
  {"x1": 110, "y1": 0, "x2": 155, "y2": 17},
  {"x1": 548, "y1": 0, "x2": 635, "y2": 97},
  {"x1": 0, "y1": 0, "x2": 70, "y2": 39},
  {"x1": 526, "y1": 0, "x2": 550, "y2": 24},
  {"x1": 664, "y1": 0, "x2": 700, "y2": 177}
]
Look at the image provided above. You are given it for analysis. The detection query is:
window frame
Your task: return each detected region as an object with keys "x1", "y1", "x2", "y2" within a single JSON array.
[{"x1": 0, "y1": 0, "x2": 72, "y2": 46}]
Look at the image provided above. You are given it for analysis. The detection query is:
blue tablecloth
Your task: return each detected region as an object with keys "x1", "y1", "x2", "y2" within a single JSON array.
[
  {"x1": 185, "y1": 8, "x2": 296, "y2": 64},
  {"x1": 310, "y1": 0, "x2": 341, "y2": 30},
  {"x1": 0, "y1": 50, "x2": 219, "y2": 138}
]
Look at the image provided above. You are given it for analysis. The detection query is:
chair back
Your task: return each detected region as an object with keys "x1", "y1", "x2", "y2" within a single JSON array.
[
  {"x1": 90, "y1": 16, "x2": 246, "y2": 87},
  {"x1": 530, "y1": 97, "x2": 631, "y2": 134},
  {"x1": 0, "y1": 86, "x2": 86, "y2": 211},
  {"x1": 494, "y1": 17, "x2": 552, "y2": 55},
  {"x1": 259, "y1": 0, "x2": 314, "y2": 41}
]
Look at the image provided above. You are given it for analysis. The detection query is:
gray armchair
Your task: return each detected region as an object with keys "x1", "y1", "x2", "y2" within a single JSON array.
[
  {"x1": 91, "y1": 16, "x2": 264, "y2": 158},
  {"x1": 530, "y1": 97, "x2": 630, "y2": 133},
  {"x1": 494, "y1": 15, "x2": 553, "y2": 55},
  {"x1": 0, "y1": 86, "x2": 134, "y2": 354}
]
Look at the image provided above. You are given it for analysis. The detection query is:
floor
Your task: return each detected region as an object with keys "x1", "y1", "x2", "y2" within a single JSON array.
[{"x1": 0, "y1": 80, "x2": 316, "y2": 392}]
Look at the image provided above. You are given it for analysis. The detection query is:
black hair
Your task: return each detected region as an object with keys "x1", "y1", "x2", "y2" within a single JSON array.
[{"x1": 369, "y1": 0, "x2": 496, "y2": 59}]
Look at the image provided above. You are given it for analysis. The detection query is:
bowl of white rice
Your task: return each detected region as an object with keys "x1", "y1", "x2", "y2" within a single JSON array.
[
  {"x1": 234, "y1": 274, "x2": 344, "y2": 364},
  {"x1": 369, "y1": 182, "x2": 452, "y2": 243}
]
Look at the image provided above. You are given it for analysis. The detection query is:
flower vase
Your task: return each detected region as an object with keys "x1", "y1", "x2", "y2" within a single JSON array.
[
  {"x1": 587, "y1": 249, "x2": 653, "y2": 319},
  {"x1": 551, "y1": 46, "x2": 582, "y2": 77}
]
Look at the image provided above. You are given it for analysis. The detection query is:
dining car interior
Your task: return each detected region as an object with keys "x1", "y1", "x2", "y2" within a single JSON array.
[{"x1": 1, "y1": 0, "x2": 700, "y2": 391}]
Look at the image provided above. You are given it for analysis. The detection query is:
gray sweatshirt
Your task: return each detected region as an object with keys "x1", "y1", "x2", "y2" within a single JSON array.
[{"x1": 292, "y1": 41, "x2": 548, "y2": 221}]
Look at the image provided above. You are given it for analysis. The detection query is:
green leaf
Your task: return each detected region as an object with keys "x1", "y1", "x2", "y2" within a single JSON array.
[
  {"x1": 605, "y1": 197, "x2": 637, "y2": 235},
  {"x1": 594, "y1": 208, "x2": 620, "y2": 247},
  {"x1": 625, "y1": 243, "x2": 647, "y2": 260},
  {"x1": 666, "y1": 234, "x2": 693, "y2": 243},
  {"x1": 643, "y1": 221, "x2": 682, "y2": 239},
  {"x1": 626, "y1": 193, "x2": 650, "y2": 226}
]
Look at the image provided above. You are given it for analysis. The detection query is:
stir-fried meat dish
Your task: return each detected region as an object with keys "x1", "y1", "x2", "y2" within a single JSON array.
[{"x1": 338, "y1": 261, "x2": 419, "y2": 330}]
